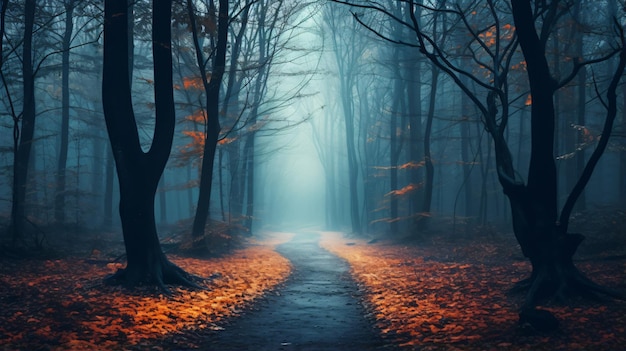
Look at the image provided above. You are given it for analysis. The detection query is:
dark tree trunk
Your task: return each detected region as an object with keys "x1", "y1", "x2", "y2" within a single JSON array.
[
  {"x1": 191, "y1": 0, "x2": 228, "y2": 238},
  {"x1": 10, "y1": 0, "x2": 36, "y2": 243},
  {"x1": 0, "y1": 0, "x2": 7, "y2": 65},
  {"x1": 55, "y1": 0, "x2": 75, "y2": 224},
  {"x1": 103, "y1": 146, "x2": 114, "y2": 229},
  {"x1": 102, "y1": 0, "x2": 195, "y2": 290},
  {"x1": 507, "y1": 0, "x2": 625, "y2": 310},
  {"x1": 159, "y1": 173, "x2": 167, "y2": 225},
  {"x1": 622, "y1": 85, "x2": 626, "y2": 206}
]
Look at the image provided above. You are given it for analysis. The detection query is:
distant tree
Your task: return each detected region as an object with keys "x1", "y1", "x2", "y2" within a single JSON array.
[
  {"x1": 324, "y1": 2, "x2": 364, "y2": 234},
  {"x1": 54, "y1": 0, "x2": 76, "y2": 224},
  {"x1": 0, "y1": 1, "x2": 6, "y2": 63},
  {"x1": 102, "y1": 0, "x2": 196, "y2": 290}
]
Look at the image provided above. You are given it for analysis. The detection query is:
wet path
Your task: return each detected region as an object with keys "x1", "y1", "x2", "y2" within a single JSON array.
[{"x1": 201, "y1": 232, "x2": 387, "y2": 350}]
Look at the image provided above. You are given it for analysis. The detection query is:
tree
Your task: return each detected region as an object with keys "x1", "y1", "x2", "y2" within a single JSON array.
[
  {"x1": 324, "y1": 2, "x2": 364, "y2": 234},
  {"x1": 102, "y1": 0, "x2": 196, "y2": 290},
  {"x1": 509, "y1": 0, "x2": 625, "y2": 311},
  {"x1": 189, "y1": 0, "x2": 228, "y2": 239},
  {"x1": 336, "y1": 0, "x2": 626, "y2": 321},
  {"x1": 54, "y1": 0, "x2": 76, "y2": 224},
  {"x1": 0, "y1": 1, "x2": 7, "y2": 64},
  {"x1": 9, "y1": 0, "x2": 36, "y2": 244}
]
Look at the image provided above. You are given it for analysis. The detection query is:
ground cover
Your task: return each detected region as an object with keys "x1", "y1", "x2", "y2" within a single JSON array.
[
  {"x1": 0, "y1": 233, "x2": 293, "y2": 350},
  {"x1": 319, "y1": 231, "x2": 626, "y2": 351}
]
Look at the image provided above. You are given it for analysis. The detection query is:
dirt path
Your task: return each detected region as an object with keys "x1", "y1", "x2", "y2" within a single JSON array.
[{"x1": 200, "y1": 232, "x2": 390, "y2": 350}]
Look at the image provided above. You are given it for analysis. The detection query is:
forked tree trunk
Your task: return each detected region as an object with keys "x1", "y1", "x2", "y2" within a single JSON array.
[
  {"x1": 102, "y1": 0, "x2": 196, "y2": 291},
  {"x1": 506, "y1": 0, "x2": 625, "y2": 311}
]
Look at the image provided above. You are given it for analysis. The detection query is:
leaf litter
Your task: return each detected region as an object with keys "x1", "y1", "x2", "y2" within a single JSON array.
[
  {"x1": 319, "y1": 231, "x2": 626, "y2": 351},
  {"x1": 0, "y1": 232, "x2": 293, "y2": 350}
]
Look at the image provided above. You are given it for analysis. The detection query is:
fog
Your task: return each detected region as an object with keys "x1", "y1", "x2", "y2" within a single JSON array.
[{"x1": 1, "y1": 0, "x2": 625, "y2": 245}]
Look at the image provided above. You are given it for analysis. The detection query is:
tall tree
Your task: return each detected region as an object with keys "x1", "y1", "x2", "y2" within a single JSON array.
[
  {"x1": 102, "y1": 0, "x2": 195, "y2": 290},
  {"x1": 325, "y1": 2, "x2": 363, "y2": 234},
  {"x1": 54, "y1": 0, "x2": 76, "y2": 223},
  {"x1": 10, "y1": 0, "x2": 36, "y2": 243},
  {"x1": 509, "y1": 0, "x2": 625, "y2": 312},
  {"x1": 336, "y1": 0, "x2": 626, "y2": 322},
  {"x1": 189, "y1": 0, "x2": 228, "y2": 239}
]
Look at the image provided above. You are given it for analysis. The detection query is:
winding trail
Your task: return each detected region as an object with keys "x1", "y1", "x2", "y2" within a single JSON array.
[{"x1": 202, "y1": 232, "x2": 388, "y2": 350}]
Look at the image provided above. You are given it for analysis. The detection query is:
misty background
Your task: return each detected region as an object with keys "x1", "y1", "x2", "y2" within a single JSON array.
[{"x1": 1, "y1": 0, "x2": 624, "y2": 245}]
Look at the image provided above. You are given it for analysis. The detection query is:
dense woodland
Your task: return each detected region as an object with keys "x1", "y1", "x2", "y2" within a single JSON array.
[{"x1": 1, "y1": 0, "x2": 626, "y2": 343}]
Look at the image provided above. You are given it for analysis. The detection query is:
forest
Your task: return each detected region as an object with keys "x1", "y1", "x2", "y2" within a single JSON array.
[{"x1": 1, "y1": 0, "x2": 625, "y2": 350}]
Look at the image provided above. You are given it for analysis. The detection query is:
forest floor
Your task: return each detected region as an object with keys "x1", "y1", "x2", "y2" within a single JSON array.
[{"x1": 0, "y1": 208, "x2": 625, "y2": 350}]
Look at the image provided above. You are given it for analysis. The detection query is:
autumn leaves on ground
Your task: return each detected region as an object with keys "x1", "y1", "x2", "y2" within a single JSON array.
[
  {"x1": 1, "y1": 226, "x2": 625, "y2": 350},
  {"x1": 0, "y1": 232, "x2": 294, "y2": 350}
]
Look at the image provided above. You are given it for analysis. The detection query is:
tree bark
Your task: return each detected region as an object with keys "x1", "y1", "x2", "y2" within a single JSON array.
[
  {"x1": 102, "y1": 0, "x2": 195, "y2": 290},
  {"x1": 55, "y1": 0, "x2": 75, "y2": 224},
  {"x1": 191, "y1": 0, "x2": 228, "y2": 238},
  {"x1": 508, "y1": 0, "x2": 625, "y2": 309},
  {"x1": 10, "y1": 0, "x2": 36, "y2": 243}
]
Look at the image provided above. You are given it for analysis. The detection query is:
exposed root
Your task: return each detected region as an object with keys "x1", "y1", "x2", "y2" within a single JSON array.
[
  {"x1": 104, "y1": 258, "x2": 204, "y2": 295},
  {"x1": 516, "y1": 259, "x2": 624, "y2": 332}
]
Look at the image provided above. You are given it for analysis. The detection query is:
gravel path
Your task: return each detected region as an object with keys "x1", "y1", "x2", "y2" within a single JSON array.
[{"x1": 200, "y1": 232, "x2": 390, "y2": 350}]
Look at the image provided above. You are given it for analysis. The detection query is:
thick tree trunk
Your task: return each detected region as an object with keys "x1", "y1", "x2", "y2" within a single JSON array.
[
  {"x1": 508, "y1": 1, "x2": 571, "y2": 308},
  {"x1": 507, "y1": 0, "x2": 625, "y2": 313},
  {"x1": 103, "y1": 147, "x2": 114, "y2": 229},
  {"x1": 102, "y1": 0, "x2": 195, "y2": 290}
]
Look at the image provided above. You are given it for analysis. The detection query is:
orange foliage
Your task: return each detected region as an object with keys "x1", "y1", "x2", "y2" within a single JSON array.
[
  {"x1": 186, "y1": 109, "x2": 206, "y2": 124},
  {"x1": 319, "y1": 232, "x2": 626, "y2": 350},
  {"x1": 218, "y1": 136, "x2": 237, "y2": 145},
  {"x1": 511, "y1": 60, "x2": 527, "y2": 71},
  {"x1": 374, "y1": 161, "x2": 425, "y2": 171},
  {"x1": 525, "y1": 94, "x2": 532, "y2": 106},
  {"x1": 182, "y1": 76, "x2": 205, "y2": 90},
  {"x1": 399, "y1": 161, "x2": 425, "y2": 169},
  {"x1": 0, "y1": 237, "x2": 292, "y2": 350},
  {"x1": 387, "y1": 184, "x2": 418, "y2": 197},
  {"x1": 180, "y1": 130, "x2": 206, "y2": 158}
]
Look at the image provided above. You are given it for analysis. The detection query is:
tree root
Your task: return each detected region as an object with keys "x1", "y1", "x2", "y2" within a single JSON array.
[
  {"x1": 514, "y1": 260, "x2": 625, "y2": 332},
  {"x1": 104, "y1": 257, "x2": 204, "y2": 295}
]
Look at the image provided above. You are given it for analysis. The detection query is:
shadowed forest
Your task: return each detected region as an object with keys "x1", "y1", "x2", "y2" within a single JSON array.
[{"x1": 1, "y1": 0, "x2": 626, "y2": 350}]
